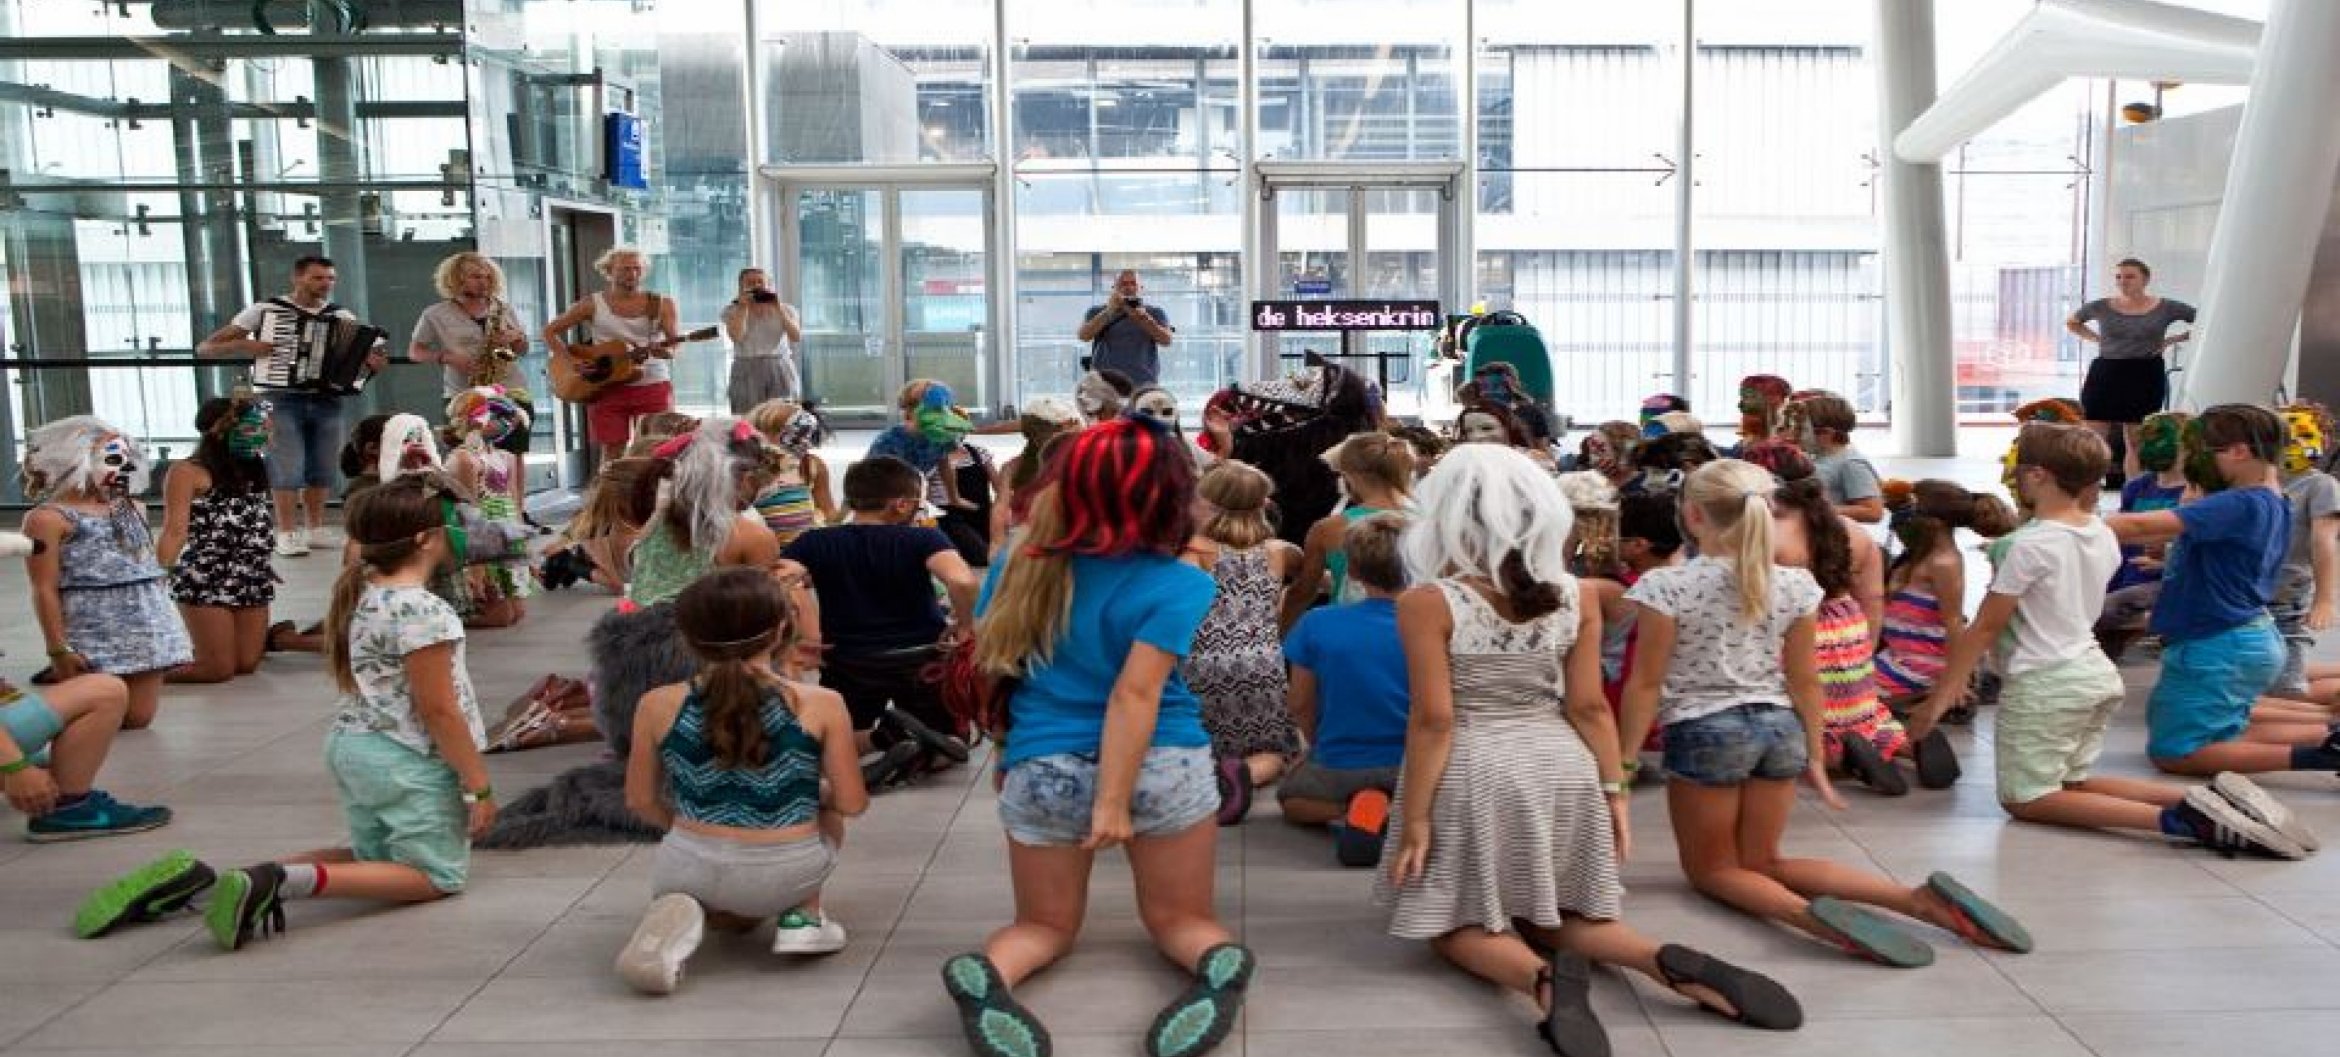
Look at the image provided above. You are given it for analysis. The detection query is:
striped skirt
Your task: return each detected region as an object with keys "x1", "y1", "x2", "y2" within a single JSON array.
[
  {"x1": 1873, "y1": 589, "x2": 1948, "y2": 699},
  {"x1": 1816, "y1": 595, "x2": 1907, "y2": 764}
]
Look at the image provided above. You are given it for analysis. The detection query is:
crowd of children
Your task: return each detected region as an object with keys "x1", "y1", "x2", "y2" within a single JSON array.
[{"x1": 16, "y1": 352, "x2": 2340, "y2": 1057}]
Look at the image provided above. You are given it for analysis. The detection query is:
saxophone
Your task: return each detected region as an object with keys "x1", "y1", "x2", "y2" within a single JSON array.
[{"x1": 471, "y1": 297, "x2": 523, "y2": 391}]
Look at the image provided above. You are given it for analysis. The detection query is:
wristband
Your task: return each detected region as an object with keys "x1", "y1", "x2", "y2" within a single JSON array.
[
  {"x1": 1600, "y1": 781, "x2": 1627, "y2": 796},
  {"x1": 46, "y1": 645, "x2": 75, "y2": 659},
  {"x1": 0, "y1": 757, "x2": 32, "y2": 777},
  {"x1": 461, "y1": 785, "x2": 493, "y2": 804},
  {"x1": 1620, "y1": 759, "x2": 1640, "y2": 774}
]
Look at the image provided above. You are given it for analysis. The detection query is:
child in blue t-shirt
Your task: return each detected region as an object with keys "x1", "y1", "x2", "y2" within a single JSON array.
[
  {"x1": 1280, "y1": 514, "x2": 1412, "y2": 868},
  {"x1": 947, "y1": 417, "x2": 1254, "y2": 1057},
  {"x1": 2108, "y1": 404, "x2": 2340, "y2": 779}
]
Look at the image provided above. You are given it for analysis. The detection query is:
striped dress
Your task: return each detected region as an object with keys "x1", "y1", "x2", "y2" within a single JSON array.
[
  {"x1": 1815, "y1": 594, "x2": 1907, "y2": 765},
  {"x1": 1375, "y1": 577, "x2": 1623, "y2": 939},
  {"x1": 1872, "y1": 588, "x2": 1947, "y2": 698}
]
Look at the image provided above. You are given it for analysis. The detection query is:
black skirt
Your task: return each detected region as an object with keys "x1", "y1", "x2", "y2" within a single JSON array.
[{"x1": 2080, "y1": 355, "x2": 2167, "y2": 423}]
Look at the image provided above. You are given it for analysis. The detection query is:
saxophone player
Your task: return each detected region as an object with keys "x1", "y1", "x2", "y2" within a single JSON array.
[{"x1": 410, "y1": 252, "x2": 529, "y2": 399}]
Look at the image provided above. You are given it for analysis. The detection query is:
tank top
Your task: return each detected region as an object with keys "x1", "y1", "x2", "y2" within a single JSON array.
[
  {"x1": 48, "y1": 501, "x2": 166, "y2": 590},
  {"x1": 1323, "y1": 504, "x2": 1392, "y2": 605},
  {"x1": 753, "y1": 462, "x2": 821, "y2": 549},
  {"x1": 659, "y1": 683, "x2": 823, "y2": 829},
  {"x1": 591, "y1": 291, "x2": 669, "y2": 385},
  {"x1": 626, "y1": 525, "x2": 713, "y2": 607}
]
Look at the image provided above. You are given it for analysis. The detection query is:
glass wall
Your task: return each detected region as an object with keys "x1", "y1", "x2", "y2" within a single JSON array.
[{"x1": 1008, "y1": 0, "x2": 1246, "y2": 406}]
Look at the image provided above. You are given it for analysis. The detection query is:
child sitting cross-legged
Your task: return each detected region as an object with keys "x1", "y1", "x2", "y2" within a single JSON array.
[
  {"x1": 1908, "y1": 423, "x2": 2316, "y2": 858},
  {"x1": 1279, "y1": 513, "x2": 1412, "y2": 867}
]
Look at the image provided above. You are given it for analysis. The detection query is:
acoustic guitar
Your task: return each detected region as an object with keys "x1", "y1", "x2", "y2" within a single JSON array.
[{"x1": 549, "y1": 325, "x2": 719, "y2": 404}]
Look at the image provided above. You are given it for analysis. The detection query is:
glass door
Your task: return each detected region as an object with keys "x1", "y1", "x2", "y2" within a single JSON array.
[
  {"x1": 1258, "y1": 168, "x2": 1458, "y2": 420},
  {"x1": 781, "y1": 180, "x2": 994, "y2": 422}
]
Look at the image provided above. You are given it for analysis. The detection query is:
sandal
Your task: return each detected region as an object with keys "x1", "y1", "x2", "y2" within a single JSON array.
[
  {"x1": 1146, "y1": 942, "x2": 1255, "y2": 1057},
  {"x1": 1924, "y1": 872, "x2": 2032, "y2": 953},
  {"x1": 1536, "y1": 949, "x2": 1611, "y2": 1057},
  {"x1": 1838, "y1": 736, "x2": 1909, "y2": 797},
  {"x1": 941, "y1": 953, "x2": 1052, "y2": 1057},
  {"x1": 1213, "y1": 756, "x2": 1253, "y2": 827},
  {"x1": 263, "y1": 621, "x2": 296, "y2": 653},
  {"x1": 1807, "y1": 896, "x2": 1934, "y2": 968},
  {"x1": 1911, "y1": 729, "x2": 1961, "y2": 790},
  {"x1": 1653, "y1": 944, "x2": 1802, "y2": 1030}
]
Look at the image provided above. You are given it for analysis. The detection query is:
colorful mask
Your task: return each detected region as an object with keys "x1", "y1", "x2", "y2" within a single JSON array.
[
  {"x1": 2180, "y1": 417, "x2": 2226, "y2": 493},
  {"x1": 20, "y1": 416, "x2": 148, "y2": 501},
  {"x1": 1639, "y1": 394, "x2": 1684, "y2": 438},
  {"x1": 2012, "y1": 398, "x2": 2084, "y2": 426},
  {"x1": 226, "y1": 400, "x2": 272, "y2": 458},
  {"x1": 772, "y1": 407, "x2": 823, "y2": 457},
  {"x1": 446, "y1": 386, "x2": 530, "y2": 446},
  {"x1": 1738, "y1": 374, "x2": 1791, "y2": 440},
  {"x1": 2136, "y1": 411, "x2": 2187, "y2": 474},
  {"x1": 916, "y1": 399, "x2": 973, "y2": 447},
  {"x1": 2281, "y1": 404, "x2": 2329, "y2": 474},
  {"x1": 1580, "y1": 432, "x2": 1618, "y2": 475},
  {"x1": 2000, "y1": 437, "x2": 2022, "y2": 495}
]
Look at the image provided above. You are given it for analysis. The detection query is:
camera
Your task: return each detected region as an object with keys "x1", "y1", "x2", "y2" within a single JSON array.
[
  {"x1": 1124, "y1": 296, "x2": 1143, "y2": 309},
  {"x1": 751, "y1": 289, "x2": 779, "y2": 304}
]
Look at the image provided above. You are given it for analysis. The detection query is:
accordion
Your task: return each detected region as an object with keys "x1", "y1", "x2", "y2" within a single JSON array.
[{"x1": 252, "y1": 298, "x2": 385, "y2": 395}]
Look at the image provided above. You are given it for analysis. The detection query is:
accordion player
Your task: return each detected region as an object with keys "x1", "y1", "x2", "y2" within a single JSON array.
[{"x1": 251, "y1": 297, "x2": 388, "y2": 395}]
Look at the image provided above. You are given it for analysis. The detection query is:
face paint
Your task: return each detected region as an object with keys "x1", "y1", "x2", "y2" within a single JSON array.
[
  {"x1": 227, "y1": 402, "x2": 271, "y2": 457},
  {"x1": 1582, "y1": 433, "x2": 1616, "y2": 474},
  {"x1": 2180, "y1": 418, "x2": 2227, "y2": 493},
  {"x1": 2282, "y1": 409, "x2": 2326, "y2": 474},
  {"x1": 2136, "y1": 413, "x2": 2184, "y2": 473},
  {"x1": 1133, "y1": 390, "x2": 1178, "y2": 423},
  {"x1": 96, "y1": 435, "x2": 137, "y2": 497},
  {"x1": 1460, "y1": 412, "x2": 1507, "y2": 445}
]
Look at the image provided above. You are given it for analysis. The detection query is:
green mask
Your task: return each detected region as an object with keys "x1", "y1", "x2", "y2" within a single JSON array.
[
  {"x1": 2136, "y1": 413, "x2": 2183, "y2": 473},
  {"x1": 227, "y1": 403, "x2": 271, "y2": 458}
]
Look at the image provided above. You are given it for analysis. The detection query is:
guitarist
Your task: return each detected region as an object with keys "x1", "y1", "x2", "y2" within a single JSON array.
[{"x1": 543, "y1": 247, "x2": 683, "y2": 461}]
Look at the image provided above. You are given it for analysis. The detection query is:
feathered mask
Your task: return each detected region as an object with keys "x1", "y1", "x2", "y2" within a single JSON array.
[
  {"x1": 446, "y1": 385, "x2": 531, "y2": 445},
  {"x1": 659, "y1": 418, "x2": 785, "y2": 551},
  {"x1": 22, "y1": 416, "x2": 149, "y2": 501}
]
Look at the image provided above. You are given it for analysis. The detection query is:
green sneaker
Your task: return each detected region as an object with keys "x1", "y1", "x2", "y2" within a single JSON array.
[
  {"x1": 28, "y1": 790, "x2": 173, "y2": 843},
  {"x1": 73, "y1": 850, "x2": 215, "y2": 939},
  {"x1": 204, "y1": 863, "x2": 288, "y2": 952},
  {"x1": 1146, "y1": 942, "x2": 1256, "y2": 1057}
]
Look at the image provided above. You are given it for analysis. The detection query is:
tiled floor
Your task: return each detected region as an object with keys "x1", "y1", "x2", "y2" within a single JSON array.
[{"x1": 4, "y1": 432, "x2": 2339, "y2": 1057}]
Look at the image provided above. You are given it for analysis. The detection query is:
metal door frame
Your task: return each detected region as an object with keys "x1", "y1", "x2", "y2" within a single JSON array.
[
  {"x1": 762, "y1": 163, "x2": 1001, "y2": 423},
  {"x1": 1253, "y1": 160, "x2": 1464, "y2": 379}
]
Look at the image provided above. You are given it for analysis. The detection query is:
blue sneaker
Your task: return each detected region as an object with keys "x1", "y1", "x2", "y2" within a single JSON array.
[{"x1": 27, "y1": 790, "x2": 173, "y2": 843}]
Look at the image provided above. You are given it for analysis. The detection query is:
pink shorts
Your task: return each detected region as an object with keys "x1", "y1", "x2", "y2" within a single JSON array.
[{"x1": 587, "y1": 381, "x2": 674, "y2": 447}]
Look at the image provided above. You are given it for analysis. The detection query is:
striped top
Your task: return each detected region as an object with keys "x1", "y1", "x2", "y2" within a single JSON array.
[
  {"x1": 1375, "y1": 577, "x2": 1624, "y2": 938},
  {"x1": 658, "y1": 685, "x2": 823, "y2": 830}
]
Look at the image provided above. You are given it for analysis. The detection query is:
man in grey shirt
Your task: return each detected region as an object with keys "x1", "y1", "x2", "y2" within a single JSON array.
[{"x1": 1076, "y1": 269, "x2": 1175, "y2": 386}]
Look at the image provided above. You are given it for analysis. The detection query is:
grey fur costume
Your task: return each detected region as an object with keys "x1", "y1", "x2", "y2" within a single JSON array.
[{"x1": 477, "y1": 602, "x2": 696, "y2": 848}]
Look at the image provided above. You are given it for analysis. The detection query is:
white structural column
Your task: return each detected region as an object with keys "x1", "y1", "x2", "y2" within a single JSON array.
[
  {"x1": 2180, "y1": 0, "x2": 2340, "y2": 409},
  {"x1": 1873, "y1": 0, "x2": 1956, "y2": 456}
]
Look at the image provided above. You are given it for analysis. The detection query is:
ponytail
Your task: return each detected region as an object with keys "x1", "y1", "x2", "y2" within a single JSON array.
[
  {"x1": 1497, "y1": 550, "x2": 1564, "y2": 621},
  {"x1": 975, "y1": 486, "x2": 1075, "y2": 677},
  {"x1": 673, "y1": 568, "x2": 792, "y2": 769},
  {"x1": 325, "y1": 476, "x2": 449, "y2": 693},
  {"x1": 699, "y1": 650, "x2": 776, "y2": 769},
  {"x1": 1727, "y1": 490, "x2": 1775, "y2": 625}
]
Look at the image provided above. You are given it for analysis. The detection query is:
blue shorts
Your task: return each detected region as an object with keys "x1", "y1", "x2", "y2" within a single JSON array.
[
  {"x1": 2146, "y1": 617, "x2": 2285, "y2": 762},
  {"x1": 1662, "y1": 704, "x2": 1809, "y2": 786},
  {"x1": 326, "y1": 730, "x2": 471, "y2": 892},
  {"x1": 263, "y1": 390, "x2": 344, "y2": 491},
  {"x1": 997, "y1": 746, "x2": 1219, "y2": 847},
  {"x1": 1, "y1": 685, "x2": 64, "y2": 759}
]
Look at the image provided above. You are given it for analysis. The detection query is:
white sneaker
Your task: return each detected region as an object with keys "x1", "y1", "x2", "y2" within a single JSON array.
[
  {"x1": 274, "y1": 530, "x2": 310, "y2": 558},
  {"x1": 2180, "y1": 787, "x2": 2308, "y2": 861},
  {"x1": 771, "y1": 907, "x2": 847, "y2": 954},
  {"x1": 616, "y1": 893, "x2": 704, "y2": 995},
  {"x1": 2211, "y1": 772, "x2": 2320, "y2": 853},
  {"x1": 307, "y1": 526, "x2": 343, "y2": 549}
]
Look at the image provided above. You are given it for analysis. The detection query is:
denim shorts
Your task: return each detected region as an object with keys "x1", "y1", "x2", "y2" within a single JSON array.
[
  {"x1": 262, "y1": 390, "x2": 344, "y2": 491},
  {"x1": 2147, "y1": 617, "x2": 2284, "y2": 762},
  {"x1": 1662, "y1": 704, "x2": 1809, "y2": 786},
  {"x1": 326, "y1": 729, "x2": 471, "y2": 893},
  {"x1": 997, "y1": 745, "x2": 1219, "y2": 847}
]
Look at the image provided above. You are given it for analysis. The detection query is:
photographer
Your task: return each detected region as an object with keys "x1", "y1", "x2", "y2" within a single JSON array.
[
  {"x1": 1074, "y1": 269, "x2": 1175, "y2": 387},
  {"x1": 722, "y1": 267, "x2": 803, "y2": 414}
]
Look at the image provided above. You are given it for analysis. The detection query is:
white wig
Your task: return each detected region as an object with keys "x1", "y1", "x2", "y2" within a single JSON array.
[
  {"x1": 377, "y1": 413, "x2": 444, "y2": 481},
  {"x1": 22, "y1": 415, "x2": 148, "y2": 500},
  {"x1": 1024, "y1": 395, "x2": 1085, "y2": 427},
  {"x1": 662, "y1": 416, "x2": 773, "y2": 552},
  {"x1": 1401, "y1": 442, "x2": 1575, "y2": 589},
  {"x1": 1555, "y1": 470, "x2": 1617, "y2": 513}
]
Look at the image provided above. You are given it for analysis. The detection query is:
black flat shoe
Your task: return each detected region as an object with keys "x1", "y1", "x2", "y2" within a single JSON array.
[
  {"x1": 1537, "y1": 950, "x2": 1611, "y2": 1057},
  {"x1": 1912, "y1": 729, "x2": 1961, "y2": 790},
  {"x1": 1654, "y1": 943, "x2": 1802, "y2": 1030},
  {"x1": 1839, "y1": 735, "x2": 1909, "y2": 797}
]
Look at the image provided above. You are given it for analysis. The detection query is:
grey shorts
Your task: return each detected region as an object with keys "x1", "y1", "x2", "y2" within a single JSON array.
[
  {"x1": 1277, "y1": 760, "x2": 1398, "y2": 806},
  {"x1": 997, "y1": 746, "x2": 1218, "y2": 847},
  {"x1": 650, "y1": 827, "x2": 835, "y2": 919}
]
